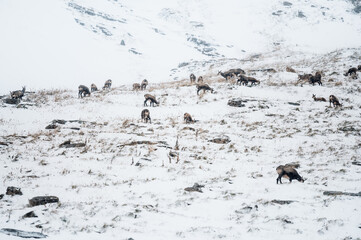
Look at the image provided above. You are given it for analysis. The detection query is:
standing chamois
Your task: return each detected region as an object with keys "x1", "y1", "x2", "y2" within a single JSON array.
[
  {"x1": 237, "y1": 74, "x2": 260, "y2": 86},
  {"x1": 218, "y1": 68, "x2": 245, "y2": 80},
  {"x1": 309, "y1": 71, "x2": 322, "y2": 85},
  {"x1": 344, "y1": 66, "x2": 361, "y2": 78},
  {"x1": 144, "y1": 94, "x2": 159, "y2": 107},
  {"x1": 11, "y1": 86, "x2": 26, "y2": 100},
  {"x1": 276, "y1": 165, "x2": 305, "y2": 184},
  {"x1": 141, "y1": 79, "x2": 148, "y2": 90},
  {"x1": 190, "y1": 73, "x2": 196, "y2": 83},
  {"x1": 196, "y1": 84, "x2": 214, "y2": 95},
  {"x1": 329, "y1": 95, "x2": 341, "y2": 107},
  {"x1": 103, "y1": 79, "x2": 112, "y2": 90},
  {"x1": 141, "y1": 109, "x2": 151, "y2": 123},
  {"x1": 91, "y1": 84, "x2": 98, "y2": 92},
  {"x1": 133, "y1": 83, "x2": 141, "y2": 91},
  {"x1": 78, "y1": 85, "x2": 91, "y2": 98},
  {"x1": 184, "y1": 113, "x2": 195, "y2": 123},
  {"x1": 312, "y1": 94, "x2": 326, "y2": 102}
]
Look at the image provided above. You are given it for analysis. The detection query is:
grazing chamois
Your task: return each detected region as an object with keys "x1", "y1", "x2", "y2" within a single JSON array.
[
  {"x1": 141, "y1": 109, "x2": 151, "y2": 123},
  {"x1": 144, "y1": 94, "x2": 159, "y2": 107},
  {"x1": 133, "y1": 83, "x2": 141, "y2": 91},
  {"x1": 344, "y1": 67, "x2": 357, "y2": 76},
  {"x1": 197, "y1": 76, "x2": 203, "y2": 83},
  {"x1": 196, "y1": 84, "x2": 214, "y2": 95},
  {"x1": 190, "y1": 73, "x2": 196, "y2": 83},
  {"x1": 276, "y1": 165, "x2": 305, "y2": 184},
  {"x1": 11, "y1": 86, "x2": 26, "y2": 100},
  {"x1": 312, "y1": 94, "x2": 326, "y2": 102},
  {"x1": 78, "y1": 85, "x2": 91, "y2": 98},
  {"x1": 184, "y1": 113, "x2": 194, "y2": 123},
  {"x1": 309, "y1": 71, "x2": 322, "y2": 85},
  {"x1": 103, "y1": 79, "x2": 112, "y2": 90},
  {"x1": 329, "y1": 95, "x2": 341, "y2": 107},
  {"x1": 218, "y1": 68, "x2": 245, "y2": 80},
  {"x1": 141, "y1": 79, "x2": 148, "y2": 90},
  {"x1": 91, "y1": 84, "x2": 98, "y2": 92}
]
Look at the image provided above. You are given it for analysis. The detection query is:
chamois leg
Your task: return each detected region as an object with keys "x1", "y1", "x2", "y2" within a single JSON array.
[
  {"x1": 277, "y1": 174, "x2": 283, "y2": 184},
  {"x1": 144, "y1": 99, "x2": 148, "y2": 107}
]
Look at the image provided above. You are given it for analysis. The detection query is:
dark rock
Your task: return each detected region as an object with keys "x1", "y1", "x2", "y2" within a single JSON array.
[
  {"x1": 209, "y1": 135, "x2": 231, "y2": 144},
  {"x1": 59, "y1": 140, "x2": 86, "y2": 148},
  {"x1": 29, "y1": 196, "x2": 59, "y2": 206},
  {"x1": 3, "y1": 98, "x2": 20, "y2": 105},
  {"x1": 323, "y1": 191, "x2": 361, "y2": 197},
  {"x1": 23, "y1": 211, "x2": 38, "y2": 218},
  {"x1": 271, "y1": 200, "x2": 295, "y2": 205},
  {"x1": 298, "y1": 11, "x2": 306, "y2": 18},
  {"x1": 0, "y1": 194, "x2": 4, "y2": 200},
  {"x1": 288, "y1": 102, "x2": 300, "y2": 106},
  {"x1": 185, "y1": 183, "x2": 204, "y2": 193},
  {"x1": 52, "y1": 119, "x2": 67, "y2": 124},
  {"x1": 0, "y1": 141, "x2": 11, "y2": 146},
  {"x1": 0, "y1": 228, "x2": 47, "y2": 239},
  {"x1": 6, "y1": 186, "x2": 23, "y2": 196},
  {"x1": 228, "y1": 98, "x2": 245, "y2": 107},
  {"x1": 283, "y1": 1, "x2": 292, "y2": 6},
  {"x1": 45, "y1": 124, "x2": 58, "y2": 130},
  {"x1": 120, "y1": 40, "x2": 125, "y2": 46},
  {"x1": 352, "y1": 161, "x2": 361, "y2": 166}
]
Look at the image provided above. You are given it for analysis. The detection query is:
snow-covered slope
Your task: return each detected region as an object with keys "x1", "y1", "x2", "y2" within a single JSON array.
[{"x1": 0, "y1": 0, "x2": 361, "y2": 93}]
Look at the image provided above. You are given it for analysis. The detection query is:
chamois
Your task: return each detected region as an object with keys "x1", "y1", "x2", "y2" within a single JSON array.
[
  {"x1": 196, "y1": 84, "x2": 214, "y2": 95},
  {"x1": 312, "y1": 94, "x2": 326, "y2": 102},
  {"x1": 141, "y1": 79, "x2": 148, "y2": 90},
  {"x1": 218, "y1": 68, "x2": 245, "y2": 80},
  {"x1": 103, "y1": 79, "x2": 112, "y2": 90},
  {"x1": 297, "y1": 73, "x2": 313, "y2": 85},
  {"x1": 309, "y1": 71, "x2": 322, "y2": 85},
  {"x1": 133, "y1": 83, "x2": 141, "y2": 91},
  {"x1": 197, "y1": 76, "x2": 203, "y2": 83},
  {"x1": 237, "y1": 75, "x2": 260, "y2": 86},
  {"x1": 184, "y1": 113, "x2": 194, "y2": 123},
  {"x1": 11, "y1": 86, "x2": 26, "y2": 100},
  {"x1": 276, "y1": 165, "x2": 304, "y2": 184},
  {"x1": 141, "y1": 109, "x2": 151, "y2": 123},
  {"x1": 78, "y1": 85, "x2": 90, "y2": 98},
  {"x1": 91, "y1": 84, "x2": 98, "y2": 92},
  {"x1": 344, "y1": 67, "x2": 357, "y2": 76},
  {"x1": 144, "y1": 94, "x2": 159, "y2": 107},
  {"x1": 190, "y1": 73, "x2": 196, "y2": 83},
  {"x1": 329, "y1": 95, "x2": 341, "y2": 107}
]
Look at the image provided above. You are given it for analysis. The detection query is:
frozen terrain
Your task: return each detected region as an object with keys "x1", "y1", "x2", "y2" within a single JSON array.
[{"x1": 1, "y1": 0, "x2": 361, "y2": 240}]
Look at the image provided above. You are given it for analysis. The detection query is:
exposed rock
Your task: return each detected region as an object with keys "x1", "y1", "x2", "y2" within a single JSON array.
[
  {"x1": 59, "y1": 140, "x2": 86, "y2": 148},
  {"x1": 29, "y1": 196, "x2": 59, "y2": 206},
  {"x1": 298, "y1": 11, "x2": 306, "y2": 18},
  {"x1": 0, "y1": 141, "x2": 11, "y2": 146},
  {"x1": 22, "y1": 211, "x2": 38, "y2": 219},
  {"x1": 0, "y1": 194, "x2": 4, "y2": 200},
  {"x1": 52, "y1": 119, "x2": 67, "y2": 125},
  {"x1": 228, "y1": 98, "x2": 245, "y2": 107},
  {"x1": 0, "y1": 228, "x2": 47, "y2": 239},
  {"x1": 288, "y1": 102, "x2": 300, "y2": 106},
  {"x1": 271, "y1": 200, "x2": 295, "y2": 205},
  {"x1": 45, "y1": 124, "x2": 58, "y2": 130},
  {"x1": 3, "y1": 98, "x2": 20, "y2": 105},
  {"x1": 6, "y1": 186, "x2": 23, "y2": 196},
  {"x1": 209, "y1": 135, "x2": 231, "y2": 144},
  {"x1": 323, "y1": 191, "x2": 361, "y2": 197},
  {"x1": 283, "y1": 1, "x2": 292, "y2": 6},
  {"x1": 184, "y1": 183, "x2": 205, "y2": 193},
  {"x1": 119, "y1": 140, "x2": 168, "y2": 147},
  {"x1": 286, "y1": 66, "x2": 296, "y2": 73}
]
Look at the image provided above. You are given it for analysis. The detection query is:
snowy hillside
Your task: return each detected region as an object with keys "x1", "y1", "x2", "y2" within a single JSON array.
[
  {"x1": 0, "y1": 0, "x2": 361, "y2": 92},
  {"x1": 1, "y1": 0, "x2": 361, "y2": 240}
]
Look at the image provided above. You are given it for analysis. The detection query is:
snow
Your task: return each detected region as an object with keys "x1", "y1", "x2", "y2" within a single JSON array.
[{"x1": 1, "y1": 0, "x2": 361, "y2": 239}]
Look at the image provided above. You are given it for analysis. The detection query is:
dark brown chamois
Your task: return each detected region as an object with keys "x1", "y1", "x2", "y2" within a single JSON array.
[
  {"x1": 103, "y1": 79, "x2": 112, "y2": 90},
  {"x1": 197, "y1": 76, "x2": 204, "y2": 83},
  {"x1": 91, "y1": 84, "x2": 98, "y2": 92},
  {"x1": 309, "y1": 71, "x2": 322, "y2": 85},
  {"x1": 218, "y1": 68, "x2": 245, "y2": 80},
  {"x1": 237, "y1": 74, "x2": 260, "y2": 86},
  {"x1": 329, "y1": 95, "x2": 341, "y2": 107},
  {"x1": 276, "y1": 165, "x2": 305, "y2": 184},
  {"x1": 141, "y1": 109, "x2": 151, "y2": 123},
  {"x1": 133, "y1": 83, "x2": 141, "y2": 91},
  {"x1": 141, "y1": 79, "x2": 148, "y2": 90},
  {"x1": 78, "y1": 85, "x2": 91, "y2": 98},
  {"x1": 196, "y1": 84, "x2": 214, "y2": 95},
  {"x1": 190, "y1": 73, "x2": 196, "y2": 83},
  {"x1": 312, "y1": 94, "x2": 326, "y2": 102},
  {"x1": 11, "y1": 86, "x2": 26, "y2": 100},
  {"x1": 144, "y1": 94, "x2": 159, "y2": 107},
  {"x1": 344, "y1": 67, "x2": 357, "y2": 76},
  {"x1": 184, "y1": 113, "x2": 194, "y2": 123}
]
